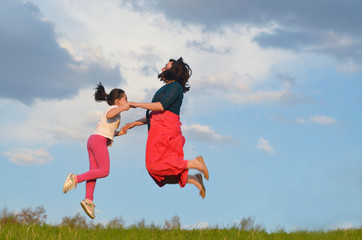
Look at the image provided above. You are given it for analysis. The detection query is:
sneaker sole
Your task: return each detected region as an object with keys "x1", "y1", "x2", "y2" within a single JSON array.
[
  {"x1": 80, "y1": 201, "x2": 95, "y2": 219},
  {"x1": 63, "y1": 173, "x2": 73, "y2": 193}
]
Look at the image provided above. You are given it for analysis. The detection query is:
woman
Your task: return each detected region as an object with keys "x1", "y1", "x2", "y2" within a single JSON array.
[{"x1": 122, "y1": 57, "x2": 209, "y2": 198}]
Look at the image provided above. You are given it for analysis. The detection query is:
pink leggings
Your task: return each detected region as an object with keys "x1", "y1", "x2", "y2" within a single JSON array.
[{"x1": 76, "y1": 134, "x2": 110, "y2": 201}]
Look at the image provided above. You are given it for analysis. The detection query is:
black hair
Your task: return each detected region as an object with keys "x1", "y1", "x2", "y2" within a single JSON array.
[
  {"x1": 158, "y1": 57, "x2": 192, "y2": 93},
  {"x1": 94, "y1": 82, "x2": 125, "y2": 106}
]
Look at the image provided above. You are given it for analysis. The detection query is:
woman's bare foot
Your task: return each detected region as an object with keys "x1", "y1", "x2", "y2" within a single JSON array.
[
  {"x1": 196, "y1": 156, "x2": 209, "y2": 180},
  {"x1": 187, "y1": 174, "x2": 206, "y2": 199},
  {"x1": 195, "y1": 173, "x2": 206, "y2": 199}
]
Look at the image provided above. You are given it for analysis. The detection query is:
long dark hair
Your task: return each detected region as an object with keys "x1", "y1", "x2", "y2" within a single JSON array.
[
  {"x1": 158, "y1": 57, "x2": 192, "y2": 93},
  {"x1": 94, "y1": 82, "x2": 125, "y2": 106}
]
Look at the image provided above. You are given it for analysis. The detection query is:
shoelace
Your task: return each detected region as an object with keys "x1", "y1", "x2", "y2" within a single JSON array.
[
  {"x1": 67, "y1": 176, "x2": 76, "y2": 187},
  {"x1": 86, "y1": 202, "x2": 95, "y2": 210}
]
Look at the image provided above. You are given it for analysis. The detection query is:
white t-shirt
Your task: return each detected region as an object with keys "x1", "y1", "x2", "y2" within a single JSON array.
[{"x1": 93, "y1": 105, "x2": 120, "y2": 142}]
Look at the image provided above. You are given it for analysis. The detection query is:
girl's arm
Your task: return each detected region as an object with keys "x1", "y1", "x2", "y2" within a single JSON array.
[
  {"x1": 125, "y1": 117, "x2": 147, "y2": 128},
  {"x1": 129, "y1": 102, "x2": 164, "y2": 112},
  {"x1": 106, "y1": 103, "x2": 130, "y2": 119},
  {"x1": 115, "y1": 117, "x2": 146, "y2": 137},
  {"x1": 118, "y1": 117, "x2": 147, "y2": 135}
]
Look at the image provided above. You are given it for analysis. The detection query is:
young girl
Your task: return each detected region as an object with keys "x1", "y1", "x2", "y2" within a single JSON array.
[{"x1": 63, "y1": 82, "x2": 130, "y2": 219}]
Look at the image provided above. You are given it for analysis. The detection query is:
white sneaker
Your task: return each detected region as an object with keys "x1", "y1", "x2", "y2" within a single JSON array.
[
  {"x1": 63, "y1": 173, "x2": 77, "y2": 193},
  {"x1": 81, "y1": 199, "x2": 95, "y2": 219}
]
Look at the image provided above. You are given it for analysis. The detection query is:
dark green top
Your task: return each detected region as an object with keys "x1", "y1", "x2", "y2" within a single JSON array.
[
  {"x1": 146, "y1": 81, "x2": 184, "y2": 130},
  {"x1": 152, "y1": 81, "x2": 184, "y2": 115}
]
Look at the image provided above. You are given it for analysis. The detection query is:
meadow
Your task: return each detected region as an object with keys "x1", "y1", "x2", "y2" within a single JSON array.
[{"x1": 1, "y1": 206, "x2": 361, "y2": 240}]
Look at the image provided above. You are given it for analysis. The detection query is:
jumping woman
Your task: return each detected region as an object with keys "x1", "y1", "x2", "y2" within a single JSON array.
[
  {"x1": 63, "y1": 83, "x2": 130, "y2": 219},
  {"x1": 122, "y1": 57, "x2": 209, "y2": 198}
]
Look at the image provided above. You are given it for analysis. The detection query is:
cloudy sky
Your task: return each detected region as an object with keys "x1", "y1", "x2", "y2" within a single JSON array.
[{"x1": 1, "y1": 0, "x2": 361, "y2": 231}]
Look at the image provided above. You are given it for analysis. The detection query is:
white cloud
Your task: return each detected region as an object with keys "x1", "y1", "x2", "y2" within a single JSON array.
[
  {"x1": 182, "y1": 222, "x2": 210, "y2": 230},
  {"x1": 295, "y1": 115, "x2": 337, "y2": 125},
  {"x1": 0, "y1": 0, "x2": 299, "y2": 150},
  {"x1": 2, "y1": 147, "x2": 54, "y2": 165},
  {"x1": 0, "y1": 90, "x2": 102, "y2": 146},
  {"x1": 182, "y1": 124, "x2": 232, "y2": 143},
  {"x1": 295, "y1": 117, "x2": 307, "y2": 124},
  {"x1": 227, "y1": 87, "x2": 299, "y2": 105},
  {"x1": 331, "y1": 222, "x2": 357, "y2": 230},
  {"x1": 337, "y1": 60, "x2": 362, "y2": 73},
  {"x1": 257, "y1": 137, "x2": 275, "y2": 154},
  {"x1": 0, "y1": 0, "x2": 122, "y2": 104},
  {"x1": 309, "y1": 115, "x2": 337, "y2": 125},
  {"x1": 30, "y1": 0, "x2": 297, "y2": 103},
  {"x1": 0, "y1": 89, "x2": 149, "y2": 147},
  {"x1": 192, "y1": 71, "x2": 249, "y2": 93}
]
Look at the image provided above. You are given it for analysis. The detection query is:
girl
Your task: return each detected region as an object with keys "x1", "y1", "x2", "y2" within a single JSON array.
[
  {"x1": 122, "y1": 58, "x2": 209, "y2": 199},
  {"x1": 63, "y1": 82, "x2": 130, "y2": 219}
]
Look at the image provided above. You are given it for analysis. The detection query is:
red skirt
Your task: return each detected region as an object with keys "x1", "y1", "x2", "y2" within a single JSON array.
[{"x1": 146, "y1": 111, "x2": 188, "y2": 187}]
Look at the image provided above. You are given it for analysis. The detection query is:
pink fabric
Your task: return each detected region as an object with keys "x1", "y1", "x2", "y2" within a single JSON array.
[
  {"x1": 146, "y1": 111, "x2": 188, "y2": 188},
  {"x1": 76, "y1": 134, "x2": 110, "y2": 201}
]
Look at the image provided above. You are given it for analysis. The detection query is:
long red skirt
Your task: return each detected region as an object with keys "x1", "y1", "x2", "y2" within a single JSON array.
[{"x1": 146, "y1": 110, "x2": 189, "y2": 187}]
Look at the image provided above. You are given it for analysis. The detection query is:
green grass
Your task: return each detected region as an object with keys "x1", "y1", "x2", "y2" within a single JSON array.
[
  {"x1": 1, "y1": 224, "x2": 361, "y2": 240},
  {"x1": 1, "y1": 207, "x2": 361, "y2": 239}
]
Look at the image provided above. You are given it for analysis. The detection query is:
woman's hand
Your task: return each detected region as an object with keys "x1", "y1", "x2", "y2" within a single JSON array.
[
  {"x1": 129, "y1": 102, "x2": 139, "y2": 108},
  {"x1": 123, "y1": 102, "x2": 131, "y2": 111},
  {"x1": 107, "y1": 103, "x2": 131, "y2": 119},
  {"x1": 120, "y1": 118, "x2": 147, "y2": 134},
  {"x1": 115, "y1": 128, "x2": 126, "y2": 137},
  {"x1": 122, "y1": 122, "x2": 136, "y2": 132}
]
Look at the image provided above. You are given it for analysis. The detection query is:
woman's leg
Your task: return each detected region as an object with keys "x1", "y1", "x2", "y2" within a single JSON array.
[
  {"x1": 187, "y1": 174, "x2": 206, "y2": 198},
  {"x1": 186, "y1": 156, "x2": 209, "y2": 180}
]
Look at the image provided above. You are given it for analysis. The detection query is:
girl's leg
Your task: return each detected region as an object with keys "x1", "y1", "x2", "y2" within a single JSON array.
[
  {"x1": 186, "y1": 156, "x2": 209, "y2": 180},
  {"x1": 84, "y1": 142, "x2": 98, "y2": 201},
  {"x1": 77, "y1": 135, "x2": 110, "y2": 201},
  {"x1": 187, "y1": 174, "x2": 206, "y2": 198}
]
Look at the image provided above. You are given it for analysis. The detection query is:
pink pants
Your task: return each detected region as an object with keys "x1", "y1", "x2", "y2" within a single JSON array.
[{"x1": 76, "y1": 134, "x2": 110, "y2": 201}]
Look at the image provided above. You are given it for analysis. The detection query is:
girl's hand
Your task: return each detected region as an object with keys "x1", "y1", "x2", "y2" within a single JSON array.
[
  {"x1": 120, "y1": 118, "x2": 146, "y2": 133},
  {"x1": 122, "y1": 122, "x2": 135, "y2": 131},
  {"x1": 123, "y1": 102, "x2": 131, "y2": 111},
  {"x1": 107, "y1": 103, "x2": 131, "y2": 119},
  {"x1": 116, "y1": 128, "x2": 126, "y2": 136},
  {"x1": 129, "y1": 102, "x2": 138, "y2": 108}
]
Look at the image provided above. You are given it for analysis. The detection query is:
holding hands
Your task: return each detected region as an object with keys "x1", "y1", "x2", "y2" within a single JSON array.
[
  {"x1": 129, "y1": 102, "x2": 139, "y2": 108},
  {"x1": 121, "y1": 122, "x2": 137, "y2": 135},
  {"x1": 115, "y1": 101, "x2": 147, "y2": 137},
  {"x1": 123, "y1": 102, "x2": 131, "y2": 111},
  {"x1": 116, "y1": 101, "x2": 154, "y2": 136}
]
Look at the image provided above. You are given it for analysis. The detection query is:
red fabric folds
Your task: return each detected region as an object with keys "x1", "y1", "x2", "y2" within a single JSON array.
[{"x1": 146, "y1": 111, "x2": 188, "y2": 187}]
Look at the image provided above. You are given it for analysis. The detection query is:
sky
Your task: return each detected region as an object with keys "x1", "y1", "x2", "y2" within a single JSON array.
[{"x1": 0, "y1": 0, "x2": 361, "y2": 232}]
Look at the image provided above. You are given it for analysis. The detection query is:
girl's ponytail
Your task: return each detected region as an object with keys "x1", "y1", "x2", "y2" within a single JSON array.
[
  {"x1": 94, "y1": 82, "x2": 108, "y2": 102},
  {"x1": 94, "y1": 82, "x2": 125, "y2": 106}
]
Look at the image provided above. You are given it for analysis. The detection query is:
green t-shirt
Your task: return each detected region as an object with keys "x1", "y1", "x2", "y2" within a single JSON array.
[
  {"x1": 146, "y1": 82, "x2": 184, "y2": 130},
  {"x1": 151, "y1": 81, "x2": 184, "y2": 115}
]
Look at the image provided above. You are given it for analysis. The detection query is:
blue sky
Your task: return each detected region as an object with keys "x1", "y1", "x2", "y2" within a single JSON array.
[{"x1": 0, "y1": 0, "x2": 361, "y2": 231}]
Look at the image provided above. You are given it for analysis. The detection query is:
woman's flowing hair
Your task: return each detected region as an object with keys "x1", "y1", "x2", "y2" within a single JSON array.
[
  {"x1": 94, "y1": 82, "x2": 125, "y2": 105},
  {"x1": 158, "y1": 57, "x2": 192, "y2": 93}
]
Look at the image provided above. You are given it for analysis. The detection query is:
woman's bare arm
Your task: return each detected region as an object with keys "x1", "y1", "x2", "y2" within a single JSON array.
[{"x1": 129, "y1": 102, "x2": 164, "y2": 112}]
